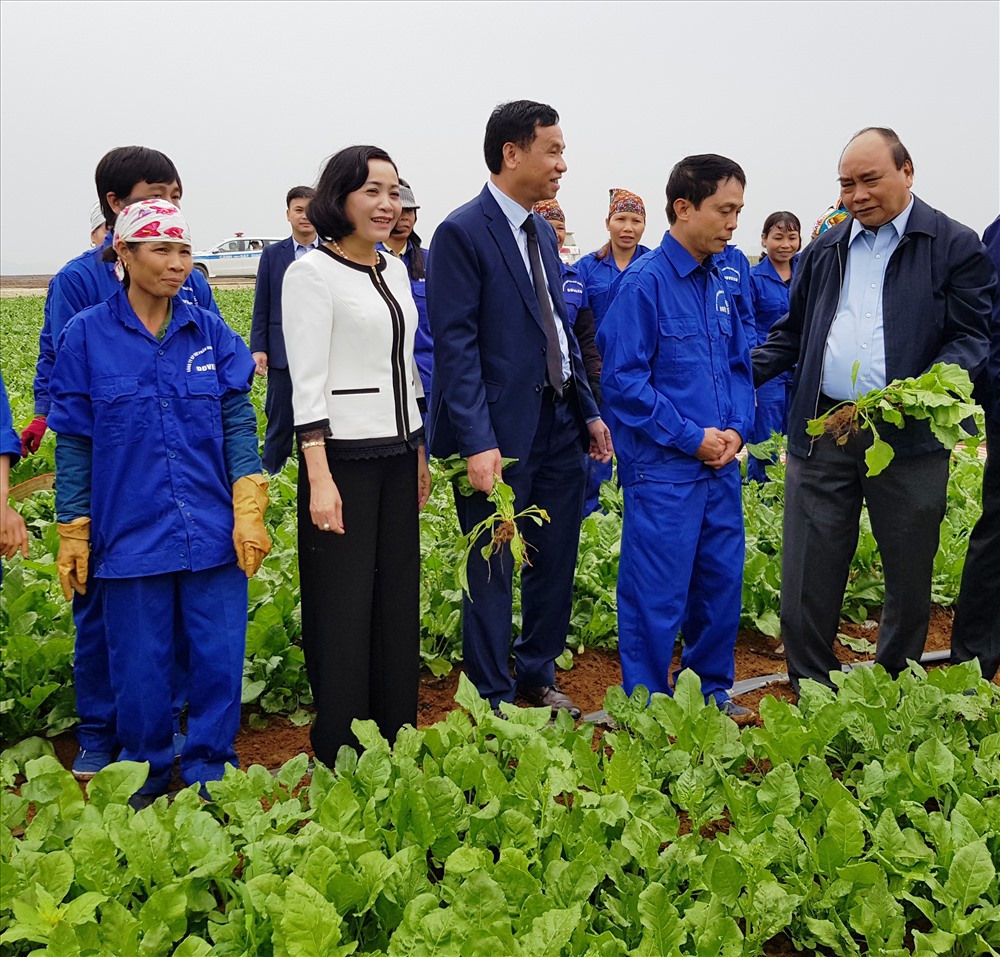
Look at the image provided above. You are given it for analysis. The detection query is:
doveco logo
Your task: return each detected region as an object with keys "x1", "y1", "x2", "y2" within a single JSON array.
[{"x1": 186, "y1": 346, "x2": 215, "y2": 373}]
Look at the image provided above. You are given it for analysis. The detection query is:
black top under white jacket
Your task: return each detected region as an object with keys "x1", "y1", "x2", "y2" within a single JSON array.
[{"x1": 282, "y1": 246, "x2": 424, "y2": 453}]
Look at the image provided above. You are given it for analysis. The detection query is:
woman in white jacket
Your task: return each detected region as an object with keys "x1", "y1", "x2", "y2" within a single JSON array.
[{"x1": 282, "y1": 145, "x2": 431, "y2": 765}]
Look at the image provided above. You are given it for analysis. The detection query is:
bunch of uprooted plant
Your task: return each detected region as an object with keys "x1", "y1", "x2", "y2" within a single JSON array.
[
  {"x1": 438, "y1": 456, "x2": 550, "y2": 598},
  {"x1": 807, "y1": 361, "x2": 980, "y2": 476}
]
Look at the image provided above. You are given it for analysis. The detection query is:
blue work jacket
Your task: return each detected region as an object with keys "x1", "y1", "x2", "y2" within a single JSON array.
[
  {"x1": 560, "y1": 261, "x2": 588, "y2": 327},
  {"x1": 749, "y1": 254, "x2": 799, "y2": 383},
  {"x1": 716, "y1": 245, "x2": 757, "y2": 349},
  {"x1": 575, "y1": 244, "x2": 652, "y2": 329},
  {"x1": 33, "y1": 232, "x2": 221, "y2": 416},
  {"x1": 48, "y1": 288, "x2": 256, "y2": 579},
  {"x1": 597, "y1": 232, "x2": 754, "y2": 485},
  {"x1": 1, "y1": 372, "x2": 20, "y2": 463}
]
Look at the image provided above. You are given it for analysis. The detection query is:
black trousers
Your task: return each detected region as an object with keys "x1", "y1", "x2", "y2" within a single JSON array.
[
  {"x1": 951, "y1": 419, "x2": 1000, "y2": 680},
  {"x1": 781, "y1": 431, "x2": 949, "y2": 690},
  {"x1": 262, "y1": 366, "x2": 294, "y2": 474},
  {"x1": 297, "y1": 449, "x2": 420, "y2": 765},
  {"x1": 454, "y1": 388, "x2": 587, "y2": 707}
]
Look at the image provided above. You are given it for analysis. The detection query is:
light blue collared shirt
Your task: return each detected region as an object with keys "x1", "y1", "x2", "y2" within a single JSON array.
[
  {"x1": 822, "y1": 196, "x2": 914, "y2": 400},
  {"x1": 486, "y1": 180, "x2": 571, "y2": 382},
  {"x1": 294, "y1": 236, "x2": 320, "y2": 260}
]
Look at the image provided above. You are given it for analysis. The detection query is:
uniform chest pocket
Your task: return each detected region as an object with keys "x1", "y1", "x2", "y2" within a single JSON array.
[
  {"x1": 657, "y1": 316, "x2": 704, "y2": 370},
  {"x1": 181, "y1": 369, "x2": 224, "y2": 439},
  {"x1": 91, "y1": 374, "x2": 148, "y2": 446}
]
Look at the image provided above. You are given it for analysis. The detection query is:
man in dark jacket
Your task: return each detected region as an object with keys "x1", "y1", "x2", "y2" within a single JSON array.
[
  {"x1": 950, "y1": 215, "x2": 1000, "y2": 681},
  {"x1": 250, "y1": 186, "x2": 318, "y2": 473},
  {"x1": 753, "y1": 127, "x2": 996, "y2": 691}
]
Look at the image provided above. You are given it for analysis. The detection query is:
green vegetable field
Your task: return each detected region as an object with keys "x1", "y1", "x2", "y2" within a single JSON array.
[{"x1": 2, "y1": 291, "x2": 997, "y2": 955}]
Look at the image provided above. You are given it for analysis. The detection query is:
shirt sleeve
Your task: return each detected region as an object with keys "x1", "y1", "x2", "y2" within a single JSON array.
[
  {"x1": 190, "y1": 268, "x2": 222, "y2": 317},
  {"x1": 282, "y1": 258, "x2": 335, "y2": 433},
  {"x1": 33, "y1": 268, "x2": 94, "y2": 416},
  {"x1": 221, "y1": 391, "x2": 262, "y2": 484},
  {"x1": 0, "y1": 373, "x2": 21, "y2": 462},
  {"x1": 598, "y1": 277, "x2": 706, "y2": 456},
  {"x1": 55, "y1": 433, "x2": 92, "y2": 521}
]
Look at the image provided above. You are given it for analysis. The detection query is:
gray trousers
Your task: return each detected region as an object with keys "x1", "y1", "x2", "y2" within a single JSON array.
[{"x1": 781, "y1": 433, "x2": 949, "y2": 690}]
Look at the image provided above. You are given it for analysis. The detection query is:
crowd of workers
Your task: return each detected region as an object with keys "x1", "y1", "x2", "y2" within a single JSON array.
[{"x1": 1, "y1": 100, "x2": 998, "y2": 806}]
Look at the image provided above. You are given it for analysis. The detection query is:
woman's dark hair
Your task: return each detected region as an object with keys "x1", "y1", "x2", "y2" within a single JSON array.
[
  {"x1": 761, "y1": 210, "x2": 802, "y2": 237},
  {"x1": 101, "y1": 241, "x2": 140, "y2": 288},
  {"x1": 398, "y1": 178, "x2": 426, "y2": 281},
  {"x1": 308, "y1": 145, "x2": 398, "y2": 242},
  {"x1": 95, "y1": 146, "x2": 181, "y2": 229},
  {"x1": 483, "y1": 100, "x2": 559, "y2": 175},
  {"x1": 665, "y1": 154, "x2": 746, "y2": 225}
]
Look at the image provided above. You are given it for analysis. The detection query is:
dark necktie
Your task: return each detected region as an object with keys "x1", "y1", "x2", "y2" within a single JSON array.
[{"x1": 522, "y1": 214, "x2": 564, "y2": 395}]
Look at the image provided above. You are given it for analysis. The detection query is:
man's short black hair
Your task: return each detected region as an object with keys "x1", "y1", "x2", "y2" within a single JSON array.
[
  {"x1": 308, "y1": 145, "x2": 397, "y2": 242},
  {"x1": 483, "y1": 100, "x2": 560, "y2": 175},
  {"x1": 286, "y1": 185, "x2": 316, "y2": 207},
  {"x1": 847, "y1": 126, "x2": 914, "y2": 173},
  {"x1": 95, "y1": 146, "x2": 181, "y2": 228},
  {"x1": 665, "y1": 154, "x2": 746, "y2": 225}
]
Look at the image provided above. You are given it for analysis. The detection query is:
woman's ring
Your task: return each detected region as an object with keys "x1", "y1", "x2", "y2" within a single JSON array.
[{"x1": 323, "y1": 523, "x2": 330, "y2": 530}]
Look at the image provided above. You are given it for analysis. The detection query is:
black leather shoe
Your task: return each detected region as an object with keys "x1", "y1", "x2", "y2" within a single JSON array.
[{"x1": 517, "y1": 685, "x2": 582, "y2": 720}]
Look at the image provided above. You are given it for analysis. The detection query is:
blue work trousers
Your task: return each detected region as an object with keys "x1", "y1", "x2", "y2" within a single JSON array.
[
  {"x1": 618, "y1": 472, "x2": 744, "y2": 704},
  {"x1": 746, "y1": 377, "x2": 791, "y2": 483},
  {"x1": 73, "y1": 579, "x2": 188, "y2": 754},
  {"x1": 102, "y1": 564, "x2": 247, "y2": 795}
]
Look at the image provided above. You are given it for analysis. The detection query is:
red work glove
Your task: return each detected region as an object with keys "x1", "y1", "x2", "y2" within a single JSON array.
[{"x1": 21, "y1": 416, "x2": 47, "y2": 456}]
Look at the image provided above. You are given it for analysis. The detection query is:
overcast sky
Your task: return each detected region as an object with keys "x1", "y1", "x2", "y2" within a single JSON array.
[{"x1": 1, "y1": 0, "x2": 997, "y2": 275}]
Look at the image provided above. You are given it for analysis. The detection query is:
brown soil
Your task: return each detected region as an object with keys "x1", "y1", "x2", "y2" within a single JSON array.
[{"x1": 44, "y1": 604, "x2": 983, "y2": 777}]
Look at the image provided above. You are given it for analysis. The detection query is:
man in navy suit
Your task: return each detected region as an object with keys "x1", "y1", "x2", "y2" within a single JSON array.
[
  {"x1": 250, "y1": 186, "x2": 318, "y2": 473},
  {"x1": 427, "y1": 100, "x2": 613, "y2": 717}
]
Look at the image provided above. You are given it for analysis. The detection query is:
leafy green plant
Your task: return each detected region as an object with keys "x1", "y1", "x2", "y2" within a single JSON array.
[
  {"x1": 455, "y1": 477, "x2": 550, "y2": 599},
  {"x1": 807, "y1": 361, "x2": 978, "y2": 476}
]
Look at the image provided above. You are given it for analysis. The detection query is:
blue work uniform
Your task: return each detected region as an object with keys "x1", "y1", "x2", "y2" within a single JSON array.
[
  {"x1": 716, "y1": 244, "x2": 757, "y2": 349},
  {"x1": 33, "y1": 232, "x2": 220, "y2": 757},
  {"x1": 576, "y1": 244, "x2": 651, "y2": 514},
  {"x1": 378, "y1": 240, "x2": 432, "y2": 396},
  {"x1": 560, "y1": 260, "x2": 588, "y2": 327},
  {"x1": 597, "y1": 233, "x2": 754, "y2": 705},
  {"x1": 48, "y1": 288, "x2": 259, "y2": 795},
  {"x1": 746, "y1": 254, "x2": 799, "y2": 482},
  {"x1": 1, "y1": 373, "x2": 21, "y2": 584}
]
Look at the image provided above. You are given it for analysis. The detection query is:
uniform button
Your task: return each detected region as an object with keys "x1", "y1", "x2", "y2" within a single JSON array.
[
  {"x1": 181, "y1": 563, "x2": 188, "y2": 569},
  {"x1": 875, "y1": 254, "x2": 881, "y2": 259},
  {"x1": 161, "y1": 400, "x2": 169, "y2": 408},
  {"x1": 862, "y1": 343, "x2": 868, "y2": 350},
  {"x1": 871, "y1": 283, "x2": 877, "y2": 289},
  {"x1": 157, "y1": 349, "x2": 164, "y2": 356},
  {"x1": 178, "y1": 501, "x2": 185, "y2": 508},
  {"x1": 180, "y1": 549, "x2": 186, "y2": 557},
  {"x1": 865, "y1": 313, "x2": 872, "y2": 318},
  {"x1": 535, "y1": 384, "x2": 541, "y2": 393},
  {"x1": 169, "y1": 450, "x2": 176, "y2": 458}
]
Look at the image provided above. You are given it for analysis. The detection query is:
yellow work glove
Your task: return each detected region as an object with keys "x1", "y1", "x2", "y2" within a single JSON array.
[
  {"x1": 233, "y1": 474, "x2": 271, "y2": 578},
  {"x1": 57, "y1": 516, "x2": 91, "y2": 600}
]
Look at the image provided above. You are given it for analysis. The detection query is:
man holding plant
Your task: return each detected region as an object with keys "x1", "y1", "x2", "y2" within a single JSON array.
[
  {"x1": 427, "y1": 101, "x2": 612, "y2": 718},
  {"x1": 752, "y1": 128, "x2": 996, "y2": 691}
]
